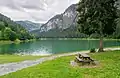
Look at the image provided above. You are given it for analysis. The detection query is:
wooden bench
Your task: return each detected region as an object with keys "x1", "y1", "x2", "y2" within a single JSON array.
[
  {"x1": 75, "y1": 56, "x2": 83, "y2": 62},
  {"x1": 75, "y1": 56, "x2": 91, "y2": 65},
  {"x1": 75, "y1": 53, "x2": 96, "y2": 65},
  {"x1": 79, "y1": 53, "x2": 90, "y2": 57}
]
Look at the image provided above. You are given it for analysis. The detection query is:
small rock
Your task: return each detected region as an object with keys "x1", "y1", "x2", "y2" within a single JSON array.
[{"x1": 70, "y1": 60, "x2": 77, "y2": 66}]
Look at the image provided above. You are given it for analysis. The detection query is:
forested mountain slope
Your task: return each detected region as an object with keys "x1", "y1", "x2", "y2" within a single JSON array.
[{"x1": 0, "y1": 13, "x2": 34, "y2": 41}]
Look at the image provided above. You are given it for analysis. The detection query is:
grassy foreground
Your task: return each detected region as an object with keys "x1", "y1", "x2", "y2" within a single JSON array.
[
  {"x1": 0, "y1": 55, "x2": 43, "y2": 64},
  {"x1": 0, "y1": 50, "x2": 120, "y2": 78}
]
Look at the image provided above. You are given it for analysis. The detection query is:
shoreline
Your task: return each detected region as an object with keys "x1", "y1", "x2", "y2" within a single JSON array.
[
  {"x1": 0, "y1": 47, "x2": 120, "y2": 76},
  {"x1": 0, "y1": 38, "x2": 119, "y2": 45},
  {"x1": 0, "y1": 46, "x2": 120, "y2": 56},
  {"x1": 0, "y1": 39, "x2": 37, "y2": 44},
  {"x1": 13, "y1": 46, "x2": 120, "y2": 56},
  {"x1": 39, "y1": 38, "x2": 120, "y2": 40}
]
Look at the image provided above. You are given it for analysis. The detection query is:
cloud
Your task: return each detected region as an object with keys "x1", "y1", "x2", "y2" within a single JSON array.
[{"x1": 0, "y1": 0, "x2": 79, "y2": 23}]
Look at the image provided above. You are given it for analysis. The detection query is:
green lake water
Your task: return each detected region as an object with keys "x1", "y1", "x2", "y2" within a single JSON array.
[{"x1": 0, "y1": 40, "x2": 120, "y2": 55}]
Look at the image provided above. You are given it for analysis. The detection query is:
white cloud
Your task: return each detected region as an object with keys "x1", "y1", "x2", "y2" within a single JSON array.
[{"x1": 0, "y1": 0, "x2": 79, "y2": 23}]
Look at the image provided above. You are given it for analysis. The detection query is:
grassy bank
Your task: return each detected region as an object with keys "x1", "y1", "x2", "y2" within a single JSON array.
[
  {"x1": 0, "y1": 55, "x2": 43, "y2": 64},
  {"x1": 0, "y1": 41, "x2": 14, "y2": 44},
  {"x1": 0, "y1": 39, "x2": 37, "y2": 44},
  {"x1": 1, "y1": 50, "x2": 120, "y2": 78}
]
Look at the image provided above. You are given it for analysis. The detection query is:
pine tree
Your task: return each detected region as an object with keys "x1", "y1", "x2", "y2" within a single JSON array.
[{"x1": 77, "y1": 0, "x2": 119, "y2": 52}]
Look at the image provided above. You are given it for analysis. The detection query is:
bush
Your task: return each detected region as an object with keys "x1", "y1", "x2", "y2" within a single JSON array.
[
  {"x1": 90, "y1": 48, "x2": 96, "y2": 53},
  {"x1": 15, "y1": 39, "x2": 21, "y2": 42},
  {"x1": 90, "y1": 33, "x2": 100, "y2": 38}
]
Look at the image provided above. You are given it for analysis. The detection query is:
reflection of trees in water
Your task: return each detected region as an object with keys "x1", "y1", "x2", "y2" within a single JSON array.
[
  {"x1": 104, "y1": 40, "x2": 120, "y2": 48},
  {"x1": 0, "y1": 40, "x2": 120, "y2": 55},
  {"x1": 0, "y1": 44, "x2": 14, "y2": 54},
  {"x1": 0, "y1": 42, "x2": 31, "y2": 54}
]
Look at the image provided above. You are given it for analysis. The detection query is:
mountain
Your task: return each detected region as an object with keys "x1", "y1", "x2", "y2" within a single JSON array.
[
  {"x1": 32, "y1": 3, "x2": 120, "y2": 38},
  {"x1": 32, "y1": 4, "x2": 83, "y2": 38},
  {"x1": 0, "y1": 13, "x2": 33, "y2": 41},
  {"x1": 16, "y1": 21, "x2": 43, "y2": 32},
  {"x1": 40, "y1": 4, "x2": 77, "y2": 32}
]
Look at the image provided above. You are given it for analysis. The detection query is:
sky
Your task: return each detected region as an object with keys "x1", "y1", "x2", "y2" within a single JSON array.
[{"x1": 0, "y1": 0, "x2": 79, "y2": 23}]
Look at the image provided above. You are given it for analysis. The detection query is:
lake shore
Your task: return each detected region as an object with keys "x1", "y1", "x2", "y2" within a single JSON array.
[
  {"x1": 0, "y1": 38, "x2": 120, "y2": 45},
  {"x1": 1, "y1": 50, "x2": 120, "y2": 78},
  {"x1": 0, "y1": 47, "x2": 120, "y2": 76},
  {"x1": 38, "y1": 38, "x2": 120, "y2": 41},
  {"x1": 0, "y1": 39, "x2": 37, "y2": 44}
]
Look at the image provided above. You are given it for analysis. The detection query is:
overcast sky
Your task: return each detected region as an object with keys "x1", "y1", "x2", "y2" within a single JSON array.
[{"x1": 0, "y1": 0, "x2": 79, "y2": 23}]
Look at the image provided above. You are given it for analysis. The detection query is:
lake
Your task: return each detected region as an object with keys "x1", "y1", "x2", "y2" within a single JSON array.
[{"x1": 0, "y1": 40, "x2": 120, "y2": 55}]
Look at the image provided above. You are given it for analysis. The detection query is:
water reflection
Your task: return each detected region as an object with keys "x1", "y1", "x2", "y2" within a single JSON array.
[{"x1": 0, "y1": 40, "x2": 120, "y2": 55}]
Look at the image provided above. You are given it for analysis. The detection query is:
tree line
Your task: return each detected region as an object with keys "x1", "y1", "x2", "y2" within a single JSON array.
[
  {"x1": 77, "y1": 0, "x2": 119, "y2": 52},
  {"x1": 0, "y1": 14, "x2": 35, "y2": 41}
]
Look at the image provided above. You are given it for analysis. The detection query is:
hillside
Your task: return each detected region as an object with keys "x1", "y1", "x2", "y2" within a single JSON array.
[
  {"x1": 0, "y1": 13, "x2": 34, "y2": 41},
  {"x1": 32, "y1": 4, "x2": 81, "y2": 38},
  {"x1": 16, "y1": 21, "x2": 43, "y2": 32}
]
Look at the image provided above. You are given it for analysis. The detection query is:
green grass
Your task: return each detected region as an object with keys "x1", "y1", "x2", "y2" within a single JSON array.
[
  {"x1": 1, "y1": 50, "x2": 120, "y2": 78},
  {"x1": 0, "y1": 41, "x2": 14, "y2": 44},
  {"x1": 0, "y1": 55, "x2": 43, "y2": 64}
]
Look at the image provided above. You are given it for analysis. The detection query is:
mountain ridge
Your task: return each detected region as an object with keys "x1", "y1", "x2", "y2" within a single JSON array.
[
  {"x1": 32, "y1": 4, "x2": 80, "y2": 38},
  {"x1": 16, "y1": 21, "x2": 43, "y2": 32}
]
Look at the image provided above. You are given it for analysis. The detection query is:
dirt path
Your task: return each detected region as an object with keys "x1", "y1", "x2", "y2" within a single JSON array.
[{"x1": 0, "y1": 47, "x2": 120, "y2": 76}]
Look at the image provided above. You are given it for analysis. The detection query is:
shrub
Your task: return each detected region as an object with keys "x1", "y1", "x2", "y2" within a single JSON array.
[
  {"x1": 15, "y1": 39, "x2": 21, "y2": 42},
  {"x1": 90, "y1": 33, "x2": 100, "y2": 38},
  {"x1": 90, "y1": 48, "x2": 96, "y2": 53}
]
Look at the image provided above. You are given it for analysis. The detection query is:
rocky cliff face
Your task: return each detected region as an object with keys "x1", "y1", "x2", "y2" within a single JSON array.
[
  {"x1": 40, "y1": 4, "x2": 77, "y2": 32},
  {"x1": 32, "y1": 4, "x2": 79, "y2": 37}
]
